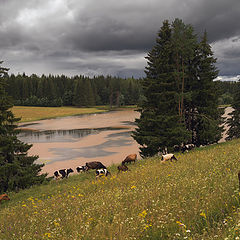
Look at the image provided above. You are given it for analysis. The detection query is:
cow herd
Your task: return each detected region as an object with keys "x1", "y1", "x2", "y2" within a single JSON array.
[
  {"x1": 0, "y1": 146, "x2": 195, "y2": 205},
  {"x1": 53, "y1": 145, "x2": 195, "y2": 180},
  {"x1": 53, "y1": 153, "x2": 138, "y2": 180}
]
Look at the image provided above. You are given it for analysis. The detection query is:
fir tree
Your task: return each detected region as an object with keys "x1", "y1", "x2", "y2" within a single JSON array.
[
  {"x1": 0, "y1": 61, "x2": 48, "y2": 193},
  {"x1": 72, "y1": 78, "x2": 82, "y2": 106},
  {"x1": 132, "y1": 20, "x2": 191, "y2": 157},
  {"x1": 191, "y1": 31, "x2": 222, "y2": 145},
  {"x1": 226, "y1": 80, "x2": 240, "y2": 140}
]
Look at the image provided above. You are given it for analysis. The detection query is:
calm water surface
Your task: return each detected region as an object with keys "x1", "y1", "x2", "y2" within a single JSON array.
[{"x1": 18, "y1": 109, "x2": 140, "y2": 175}]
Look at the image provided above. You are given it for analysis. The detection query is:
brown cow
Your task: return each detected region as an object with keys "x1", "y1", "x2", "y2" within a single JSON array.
[
  {"x1": 0, "y1": 194, "x2": 10, "y2": 204},
  {"x1": 122, "y1": 154, "x2": 137, "y2": 165},
  {"x1": 117, "y1": 164, "x2": 129, "y2": 173},
  {"x1": 85, "y1": 161, "x2": 106, "y2": 171}
]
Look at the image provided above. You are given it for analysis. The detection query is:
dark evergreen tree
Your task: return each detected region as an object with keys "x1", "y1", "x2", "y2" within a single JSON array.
[
  {"x1": 132, "y1": 20, "x2": 191, "y2": 157},
  {"x1": 62, "y1": 90, "x2": 73, "y2": 106},
  {"x1": 85, "y1": 79, "x2": 95, "y2": 106},
  {"x1": 226, "y1": 80, "x2": 240, "y2": 140},
  {"x1": 72, "y1": 78, "x2": 82, "y2": 106},
  {"x1": 191, "y1": 31, "x2": 222, "y2": 145},
  {"x1": 0, "y1": 61, "x2": 48, "y2": 193}
]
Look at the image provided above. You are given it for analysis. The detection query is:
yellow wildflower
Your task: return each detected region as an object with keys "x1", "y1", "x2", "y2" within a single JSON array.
[
  {"x1": 131, "y1": 185, "x2": 136, "y2": 189},
  {"x1": 139, "y1": 210, "x2": 147, "y2": 218},
  {"x1": 200, "y1": 211, "x2": 206, "y2": 219},
  {"x1": 144, "y1": 224, "x2": 152, "y2": 230},
  {"x1": 44, "y1": 232, "x2": 51, "y2": 238},
  {"x1": 54, "y1": 222, "x2": 60, "y2": 227},
  {"x1": 176, "y1": 221, "x2": 186, "y2": 228}
]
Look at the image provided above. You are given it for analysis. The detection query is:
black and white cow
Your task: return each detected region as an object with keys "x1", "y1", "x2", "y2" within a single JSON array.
[
  {"x1": 54, "y1": 168, "x2": 74, "y2": 179},
  {"x1": 76, "y1": 166, "x2": 87, "y2": 173},
  {"x1": 181, "y1": 144, "x2": 195, "y2": 153},
  {"x1": 95, "y1": 168, "x2": 111, "y2": 179},
  {"x1": 173, "y1": 143, "x2": 195, "y2": 153}
]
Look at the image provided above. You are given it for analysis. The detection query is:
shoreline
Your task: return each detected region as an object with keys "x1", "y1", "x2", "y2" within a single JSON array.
[
  {"x1": 14, "y1": 106, "x2": 137, "y2": 123},
  {"x1": 13, "y1": 106, "x2": 110, "y2": 123}
]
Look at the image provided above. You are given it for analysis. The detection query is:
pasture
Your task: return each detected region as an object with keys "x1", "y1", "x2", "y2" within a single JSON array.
[
  {"x1": 12, "y1": 106, "x2": 108, "y2": 122},
  {"x1": 1, "y1": 140, "x2": 240, "y2": 239}
]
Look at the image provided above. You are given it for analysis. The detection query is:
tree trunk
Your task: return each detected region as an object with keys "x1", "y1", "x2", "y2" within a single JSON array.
[{"x1": 180, "y1": 58, "x2": 185, "y2": 120}]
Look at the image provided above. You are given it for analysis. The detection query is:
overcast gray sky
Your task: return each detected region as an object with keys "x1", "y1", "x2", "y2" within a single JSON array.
[{"x1": 0, "y1": 0, "x2": 239, "y2": 80}]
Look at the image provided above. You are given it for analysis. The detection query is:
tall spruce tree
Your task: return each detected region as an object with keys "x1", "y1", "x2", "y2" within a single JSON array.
[
  {"x1": 132, "y1": 20, "x2": 191, "y2": 157},
  {"x1": 0, "y1": 61, "x2": 48, "y2": 193},
  {"x1": 191, "y1": 31, "x2": 222, "y2": 145},
  {"x1": 226, "y1": 80, "x2": 240, "y2": 140}
]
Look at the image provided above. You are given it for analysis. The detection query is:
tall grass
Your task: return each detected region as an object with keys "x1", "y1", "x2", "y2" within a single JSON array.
[
  {"x1": 12, "y1": 106, "x2": 108, "y2": 122},
  {"x1": 1, "y1": 140, "x2": 240, "y2": 239}
]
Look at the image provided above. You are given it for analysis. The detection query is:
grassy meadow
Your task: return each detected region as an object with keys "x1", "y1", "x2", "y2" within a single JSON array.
[
  {"x1": 12, "y1": 106, "x2": 109, "y2": 123},
  {"x1": 1, "y1": 140, "x2": 240, "y2": 239}
]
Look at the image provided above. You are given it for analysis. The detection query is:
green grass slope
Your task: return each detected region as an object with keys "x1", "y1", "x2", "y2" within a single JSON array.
[{"x1": 1, "y1": 140, "x2": 240, "y2": 239}]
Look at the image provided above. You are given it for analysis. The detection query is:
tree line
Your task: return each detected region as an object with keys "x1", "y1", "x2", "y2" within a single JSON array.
[
  {"x1": 5, "y1": 74, "x2": 143, "y2": 107},
  {"x1": 3, "y1": 71, "x2": 237, "y2": 108}
]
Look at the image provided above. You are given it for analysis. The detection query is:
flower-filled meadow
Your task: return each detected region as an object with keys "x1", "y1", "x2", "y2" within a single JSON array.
[{"x1": 1, "y1": 140, "x2": 240, "y2": 239}]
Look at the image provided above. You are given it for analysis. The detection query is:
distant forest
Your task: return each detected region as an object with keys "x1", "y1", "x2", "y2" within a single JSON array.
[
  {"x1": 4, "y1": 74, "x2": 143, "y2": 107},
  {"x1": 4, "y1": 73, "x2": 238, "y2": 107},
  {"x1": 216, "y1": 80, "x2": 239, "y2": 105}
]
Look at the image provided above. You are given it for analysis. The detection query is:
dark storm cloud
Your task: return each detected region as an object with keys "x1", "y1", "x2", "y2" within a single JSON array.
[
  {"x1": 184, "y1": 0, "x2": 240, "y2": 42},
  {"x1": 0, "y1": 0, "x2": 239, "y2": 78},
  {"x1": 63, "y1": 0, "x2": 240, "y2": 52}
]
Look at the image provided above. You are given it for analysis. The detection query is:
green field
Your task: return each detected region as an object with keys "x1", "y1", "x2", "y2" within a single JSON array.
[
  {"x1": 1, "y1": 140, "x2": 240, "y2": 239},
  {"x1": 12, "y1": 106, "x2": 109, "y2": 123}
]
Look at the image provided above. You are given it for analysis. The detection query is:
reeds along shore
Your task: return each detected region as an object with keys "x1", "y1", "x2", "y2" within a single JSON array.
[{"x1": 1, "y1": 139, "x2": 240, "y2": 239}]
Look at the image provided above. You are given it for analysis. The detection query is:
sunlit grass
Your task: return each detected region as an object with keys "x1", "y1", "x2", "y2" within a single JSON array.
[
  {"x1": 1, "y1": 140, "x2": 240, "y2": 239},
  {"x1": 12, "y1": 106, "x2": 108, "y2": 122}
]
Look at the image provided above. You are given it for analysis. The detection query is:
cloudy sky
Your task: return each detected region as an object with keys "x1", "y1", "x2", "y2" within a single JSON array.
[{"x1": 0, "y1": 0, "x2": 239, "y2": 80}]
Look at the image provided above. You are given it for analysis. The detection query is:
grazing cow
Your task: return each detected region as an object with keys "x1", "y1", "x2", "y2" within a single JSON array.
[
  {"x1": 122, "y1": 154, "x2": 137, "y2": 165},
  {"x1": 76, "y1": 166, "x2": 87, "y2": 173},
  {"x1": 181, "y1": 144, "x2": 195, "y2": 153},
  {"x1": 85, "y1": 161, "x2": 106, "y2": 171},
  {"x1": 117, "y1": 164, "x2": 129, "y2": 173},
  {"x1": 173, "y1": 143, "x2": 195, "y2": 153},
  {"x1": 95, "y1": 168, "x2": 111, "y2": 179},
  {"x1": 161, "y1": 153, "x2": 177, "y2": 162},
  {"x1": 54, "y1": 171, "x2": 61, "y2": 180},
  {"x1": 0, "y1": 194, "x2": 10, "y2": 204},
  {"x1": 173, "y1": 145, "x2": 181, "y2": 152},
  {"x1": 54, "y1": 168, "x2": 74, "y2": 179}
]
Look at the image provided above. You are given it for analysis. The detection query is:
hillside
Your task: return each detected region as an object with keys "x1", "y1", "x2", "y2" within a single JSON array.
[{"x1": 1, "y1": 140, "x2": 240, "y2": 239}]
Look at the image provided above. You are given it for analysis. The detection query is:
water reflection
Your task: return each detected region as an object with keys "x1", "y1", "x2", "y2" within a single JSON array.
[
  {"x1": 45, "y1": 130, "x2": 133, "y2": 163},
  {"x1": 18, "y1": 127, "x2": 129, "y2": 143}
]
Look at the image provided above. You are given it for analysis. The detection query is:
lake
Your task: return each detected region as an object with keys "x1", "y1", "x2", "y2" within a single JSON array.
[{"x1": 18, "y1": 109, "x2": 140, "y2": 176}]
